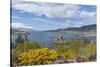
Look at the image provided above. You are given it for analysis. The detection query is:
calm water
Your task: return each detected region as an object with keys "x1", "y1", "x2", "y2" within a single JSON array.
[{"x1": 11, "y1": 31, "x2": 96, "y2": 48}]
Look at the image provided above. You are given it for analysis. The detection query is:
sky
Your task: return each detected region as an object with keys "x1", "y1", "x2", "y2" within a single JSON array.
[{"x1": 11, "y1": 0, "x2": 96, "y2": 31}]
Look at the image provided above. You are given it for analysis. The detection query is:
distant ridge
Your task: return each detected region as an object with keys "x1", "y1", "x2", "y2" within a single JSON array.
[
  {"x1": 44, "y1": 24, "x2": 96, "y2": 32},
  {"x1": 65, "y1": 24, "x2": 96, "y2": 32},
  {"x1": 11, "y1": 24, "x2": 96, "y2": 33}
]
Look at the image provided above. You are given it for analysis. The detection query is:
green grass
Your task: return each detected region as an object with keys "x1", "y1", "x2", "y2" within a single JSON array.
[{"x1": 11, "y1": 35, "x2": 96, "y2": 66}]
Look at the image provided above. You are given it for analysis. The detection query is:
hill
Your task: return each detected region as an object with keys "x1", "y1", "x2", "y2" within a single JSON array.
[{"x1": 45, "y1": 24, "x2": 96, "y2": 32}]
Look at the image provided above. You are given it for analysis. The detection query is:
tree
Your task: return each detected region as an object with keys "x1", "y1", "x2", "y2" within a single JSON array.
[{"x1": 15, "y1": 34, "x2": 24, "y2": 44}]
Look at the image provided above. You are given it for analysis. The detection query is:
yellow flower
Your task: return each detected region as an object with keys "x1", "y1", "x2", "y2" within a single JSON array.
[{"x1": 18, "y1": 48, "x2": 58, "y2": 65}]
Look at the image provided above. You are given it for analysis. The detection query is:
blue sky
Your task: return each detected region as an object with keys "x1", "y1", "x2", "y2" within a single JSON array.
[{"x1": 11, "y1": 0, "x2": 96, "y2": 31}]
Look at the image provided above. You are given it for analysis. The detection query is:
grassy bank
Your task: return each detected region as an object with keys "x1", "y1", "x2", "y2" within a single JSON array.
[{"x1": 11, "y1": 35, "x2": 96, "y2": 66}]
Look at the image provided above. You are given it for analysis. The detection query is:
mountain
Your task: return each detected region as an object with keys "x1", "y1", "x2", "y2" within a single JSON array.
[
  {"x1": 11, "y1": 24, "x2": 96, "y2": 33},
  {"x1": 45, "y1": 24, "x2": 96, "y2": 32},
  {"x1": 65, "y1": 24, "x2": 96, "y2": 32}
]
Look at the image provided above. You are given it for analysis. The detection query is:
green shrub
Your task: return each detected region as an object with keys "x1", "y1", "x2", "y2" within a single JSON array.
[
  {"x1": 15, "y1": 34, "x2": 24, "y2": 44},
  {"x1": 56, "y1": 44, "x2": 68, "y2": 52},
  {"x1": 15, "y1": 41, "x2": 41, "y2": 54},
  {"x1": 79, "y1": 41, "x2": 96, "y2": 56},
  {"x1": 67, "y1": 39, "x2": 82, "y2": 45}
]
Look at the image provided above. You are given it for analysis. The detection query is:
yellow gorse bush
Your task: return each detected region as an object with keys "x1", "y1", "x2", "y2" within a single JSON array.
[
  {"x1": 56, "y1": 46, "x2": 78, "y2": 59},
  {"x1": 18, "y1": 48, "x2": 58, "y2": 65}
]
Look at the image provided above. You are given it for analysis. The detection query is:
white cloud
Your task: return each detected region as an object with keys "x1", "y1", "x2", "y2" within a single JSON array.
[
  {"x1": 61, "y1": 11, "x2": 96, "y2": 28},
  {"x1": 11, "y1": 22, "x2": 33, "y2": 29},
  {"x1": 80, "y1": 11, "x2": 96, "y2": 18},
  {"x1": 12, "y1": 16, "x2": 23, "y2": 19},
  {"x1": 12, "y1": 0, "x2": 96, "y2": 28},
  {"x1": 61, "y1": 20, "x2": 83, "y2": 28},
  {"x1": 12, "y1": 0, "x2": 80, "y2": 18},
  {"x1": 80, "y1": 11, "x2": 96, "y2": 24},
  {"x1": 12, "y1": 0, "x2": 23, "y2": 5},
  {"x1": 12, "y1": 0, "x2": 96, "y2": 19}
]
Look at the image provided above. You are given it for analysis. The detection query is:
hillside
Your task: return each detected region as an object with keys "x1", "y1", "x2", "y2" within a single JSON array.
[
  {"x1": 45, "y1": 24, "x2": 96, "y2": 32},
  {"x1": 11, "y1": 24, "x2": 96, "y2": 33}
]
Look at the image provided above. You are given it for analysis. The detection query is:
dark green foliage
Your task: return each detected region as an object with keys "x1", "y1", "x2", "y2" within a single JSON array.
[
  {"x1": 24, "y1": 34, "x2": 29, "y2": 42},
  {"x1": 55, "y1": 39, "x2": 68, "y2": 52},
  {"x1": 55, "y1": 39, "x2": 82, "y2": 52},
  {"x1": 67, "y1": 39, "x2": 83, "y2": 46},
  {"x1": 56, "y1": 44, "x2": 68, "y2": 52},
  {"x1": 82, "y1": 38, "x2": 91, "y2": 44},
  {"x1": 30, "y1": 41, "x2": 41, "y2": 49},
  {"x1": 11, "y1": 41, "x2": 16, "y2": 48},
  {"x1": 15, "y1": 41, "x2": 41, "y2": 54},
  {"x1": 15, "y1": 34, "x2": 24, "y2": 44}
]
